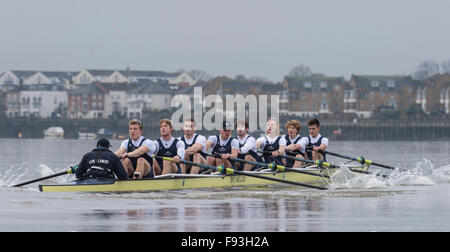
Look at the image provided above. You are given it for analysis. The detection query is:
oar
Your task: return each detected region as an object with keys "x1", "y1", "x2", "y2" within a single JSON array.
[
  {"x1": 323, "y1": 151, "x2": 398, "y2": 170},
  {"x1": 232, "y1": 157, "x2": 331, "y2": 179},
  {"x1": 205, "y1": 152, "x2": 331, "y2": 179},
  {"x1": 258, "y1": 150, "x2": 339, "y2": 169},
  {"x1": 273, "y1": 151, "x2": 389, "y2": 178},
  {"x1": 154, "y1": 156, "x2": 328, "y2": 190},
  {"x1": 12, "y1": 166, "x2": 77, "y2": 187}
]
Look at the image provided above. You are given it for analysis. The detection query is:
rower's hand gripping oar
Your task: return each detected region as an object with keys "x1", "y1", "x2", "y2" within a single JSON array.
[
  {"x1": 154, "y1": 155, "x2": 328, "y2": 190},
  {"x1": 228, "y1": 156, "x2": 332, "y2": 179},
  {"x1": 12, "y1": 165, "x2": 78, "y2": 187},
  {"x1": 258, "y1": 150, "x2": 337, "y2": 169}
]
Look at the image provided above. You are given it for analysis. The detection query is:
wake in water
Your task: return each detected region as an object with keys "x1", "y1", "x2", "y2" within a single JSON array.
[
  {"x1": 0, "y1": 163, "x2": 75, "y2": 188},
  {"x1": 330, "y1": 158, "x2": 450, "y2": 189}
]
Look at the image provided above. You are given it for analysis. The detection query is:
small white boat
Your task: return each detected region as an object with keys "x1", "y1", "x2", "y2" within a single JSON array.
[
  {"x1": 78, "y1": 128, "x2": 96, "y2": 140},
  {"x1": 43, "y1": 127, "x2": 64, "y2": 139}
]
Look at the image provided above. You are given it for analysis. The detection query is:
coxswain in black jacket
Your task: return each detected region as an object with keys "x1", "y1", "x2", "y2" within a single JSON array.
[{"x1": 76, "y1": 139, "x2": 129, "y2": 180}]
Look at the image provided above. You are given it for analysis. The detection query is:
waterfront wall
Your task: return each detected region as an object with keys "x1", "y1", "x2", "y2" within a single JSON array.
[{"x1": 0, "y1": 118, "x2": 449, "y2": 141}]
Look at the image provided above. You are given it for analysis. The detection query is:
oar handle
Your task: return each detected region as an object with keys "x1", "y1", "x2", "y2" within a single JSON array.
[{"x1": 155, "y1": 156, "x2": 235, "y2": 175}]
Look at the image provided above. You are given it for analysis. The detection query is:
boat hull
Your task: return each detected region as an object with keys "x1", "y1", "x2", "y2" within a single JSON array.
[{"x1": 39, "y1": 168, "x2": 336, "y2": 193}]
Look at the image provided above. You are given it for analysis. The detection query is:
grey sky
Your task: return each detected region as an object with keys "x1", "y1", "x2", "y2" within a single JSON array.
[{"x1": 1, "y1": 0, "x2": 449, "y2": 81}]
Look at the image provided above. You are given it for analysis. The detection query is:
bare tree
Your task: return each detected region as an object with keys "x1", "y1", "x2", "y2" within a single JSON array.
[
  {"x1": 187, "y1": 69, "x2": 213, "y2": 82},
  {"x1": 234, "y1": 74, "x2": 247, "y2": 81},
  {"x1": 441, "y1": 60, "x2": 450, "y2": 74},
  {"x1": 249, "y1": 76, "x2": 269, "y2": 83},
  {"x1": 412, "y1": 60, "x2": 440, "y2": 80},
  {"x1": 288, "y1": 65, "x2": 313, "y2": 78}
]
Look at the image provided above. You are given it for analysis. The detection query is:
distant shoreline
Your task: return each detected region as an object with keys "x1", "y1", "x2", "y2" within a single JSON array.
[{"x1": 1, "y1": 118, "x2": 449, "y2": 141}]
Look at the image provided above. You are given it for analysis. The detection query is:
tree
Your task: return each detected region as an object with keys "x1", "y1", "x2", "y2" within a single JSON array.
[
  {"x1": 187, "y1": 69, "x2": 213, "y2": 82},
  {"x1": 412, "y1": 60, "x2": 440, "y2": 80},
  {"x1": 441, "y1": 60, "x2": 450, "y2": 74},
  {"x1": 234, "y1": 74, "x2": 247, "y2": 81},
  {"x1": 248, "y1": 76, "x2": 269, "y2": 83},
  {"x1": 288, "y1": 65, "x2": 312, "y2": 78}
]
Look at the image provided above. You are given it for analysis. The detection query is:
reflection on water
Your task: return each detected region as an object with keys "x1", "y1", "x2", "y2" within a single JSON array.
[{"x1": 78, "y1": 198, "x2": 328, "y2": 232}]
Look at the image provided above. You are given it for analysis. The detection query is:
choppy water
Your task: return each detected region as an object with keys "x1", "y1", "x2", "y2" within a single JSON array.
[{"x1": 0, "y1": 139, "x2": 449, "y2": 232}]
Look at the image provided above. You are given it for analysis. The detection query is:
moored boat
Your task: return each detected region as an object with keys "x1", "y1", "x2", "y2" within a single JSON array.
[{"x1": 44, "y1": 127, "x2": 64, "y2": 139}]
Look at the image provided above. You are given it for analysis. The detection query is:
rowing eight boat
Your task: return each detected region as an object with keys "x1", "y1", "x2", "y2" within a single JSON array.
[{"x1": 39, "y1": 165, "x2": 349, "y2": 193}]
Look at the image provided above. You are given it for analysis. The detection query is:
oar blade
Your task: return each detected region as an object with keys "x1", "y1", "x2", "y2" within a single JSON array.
[{"x1": 12, "y1": 167, "x2": 75, "y2": 187}]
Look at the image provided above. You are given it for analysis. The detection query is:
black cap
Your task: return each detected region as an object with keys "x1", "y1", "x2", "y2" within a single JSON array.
[{"x1": 97, "y1": 138, "x2": 112, "y2": 148}]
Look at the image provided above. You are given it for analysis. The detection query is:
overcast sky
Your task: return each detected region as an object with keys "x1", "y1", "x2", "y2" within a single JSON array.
[{"x1": 1, "y1": 0, "x2": 449, "y2": 81}]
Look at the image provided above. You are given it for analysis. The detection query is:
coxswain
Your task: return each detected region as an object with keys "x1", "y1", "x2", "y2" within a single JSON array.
[{"x1": 76, "y1": 138, "x2": 129, "y2": 180}]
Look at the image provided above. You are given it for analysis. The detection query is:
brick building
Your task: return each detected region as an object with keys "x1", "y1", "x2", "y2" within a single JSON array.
[
  {"x1": 282, "y1": 76, "x2": 346, "y2": 117},
  {"x1": 345, "y1": 75, "x2": 422, "y2": 118}
]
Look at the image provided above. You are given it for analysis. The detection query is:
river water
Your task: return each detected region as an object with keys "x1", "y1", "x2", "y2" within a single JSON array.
[{"x1": 0, "y1": 139, "x2": 449, "y2": 232}]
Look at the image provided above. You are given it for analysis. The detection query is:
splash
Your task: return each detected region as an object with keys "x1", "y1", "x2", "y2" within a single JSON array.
[
  {"x1": 329, "y1": 165, "x2": 387, "y2": 189},
  {"x1": 330, "y1": 159, "x2": 449, "y2": 189},
  {"x1": 0, "y1": 163, "x2": 73, "y2": 187}
]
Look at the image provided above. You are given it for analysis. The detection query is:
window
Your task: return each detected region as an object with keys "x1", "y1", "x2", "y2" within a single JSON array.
[{"x1": 371, "y1": 81, "x2": 379, "y2": 87}]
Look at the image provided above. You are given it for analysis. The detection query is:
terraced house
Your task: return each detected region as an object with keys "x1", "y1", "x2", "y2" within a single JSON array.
[
  {"x1": 418, "y1": 73, "x2": 450, "y2": 114},
  {"x1": 345, "y1": 75, "x2": 422, "y2": 118},
  {"x1": 73, "y1": 69, "x2": 196, "y2": 86},
  {"x1": 282, "y1": 76, "x2": 346, "y2": 117}
]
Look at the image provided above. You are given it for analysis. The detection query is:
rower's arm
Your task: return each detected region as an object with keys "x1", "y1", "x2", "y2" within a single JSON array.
[
  {"x1": 318, "y1": 143, "x2": 327, "y2": 151},
  {"x1": 278, "y1": 145, "x2": 286, "y2": 155},
  {"x1": 188, "y1": 143, "x2": 203, "y2": 153},
  {"x1": 230, "y1": 148, "x2": 239, "y2": 159},
  {"x1": 278, "y1": 137, "x2": 287, "y2": 155},
  {"x1": 206, "y1": 140, "x2": 214, "y2": 151},
  {"x1": 127, "y1": 146, "x2": 150, "y2": 158},
  {"x1": 114, "y1": 147, "x2": 126, "y2": 157}
]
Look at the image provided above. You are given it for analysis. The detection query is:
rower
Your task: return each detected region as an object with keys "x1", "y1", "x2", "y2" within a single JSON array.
[
  {"x1": 235, "y1": 120, "x2": 260, "y2": 171},
  {"x1": 154, "y1": 119, "x2": 186, "y2": 175},
  {"x1": 76, "y1": 138, "x2": 129, "y2": 180},
  {"x1": 256, "y1": 118, "x2": 286, "y2": 165},
  {"x1": 206, "y1": 121, "x2": 240, "y2": 170},
  {"x1": 115, "y1": 119, "x2": 156, "y2": 179},
  {"x1": 178, "y1": 119, "x2": 207, "y2": 174},
  {"x1": 283, "y1": 120, "x2": 306, "y2": 168},
  {"x1": 303, "y1": 118, "x2": 328, "y2": 162}
]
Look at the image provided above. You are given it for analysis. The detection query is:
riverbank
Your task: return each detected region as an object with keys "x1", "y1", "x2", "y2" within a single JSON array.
[{"x1": 1, "y1": 118, "x2": 449, "y2": 141}]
